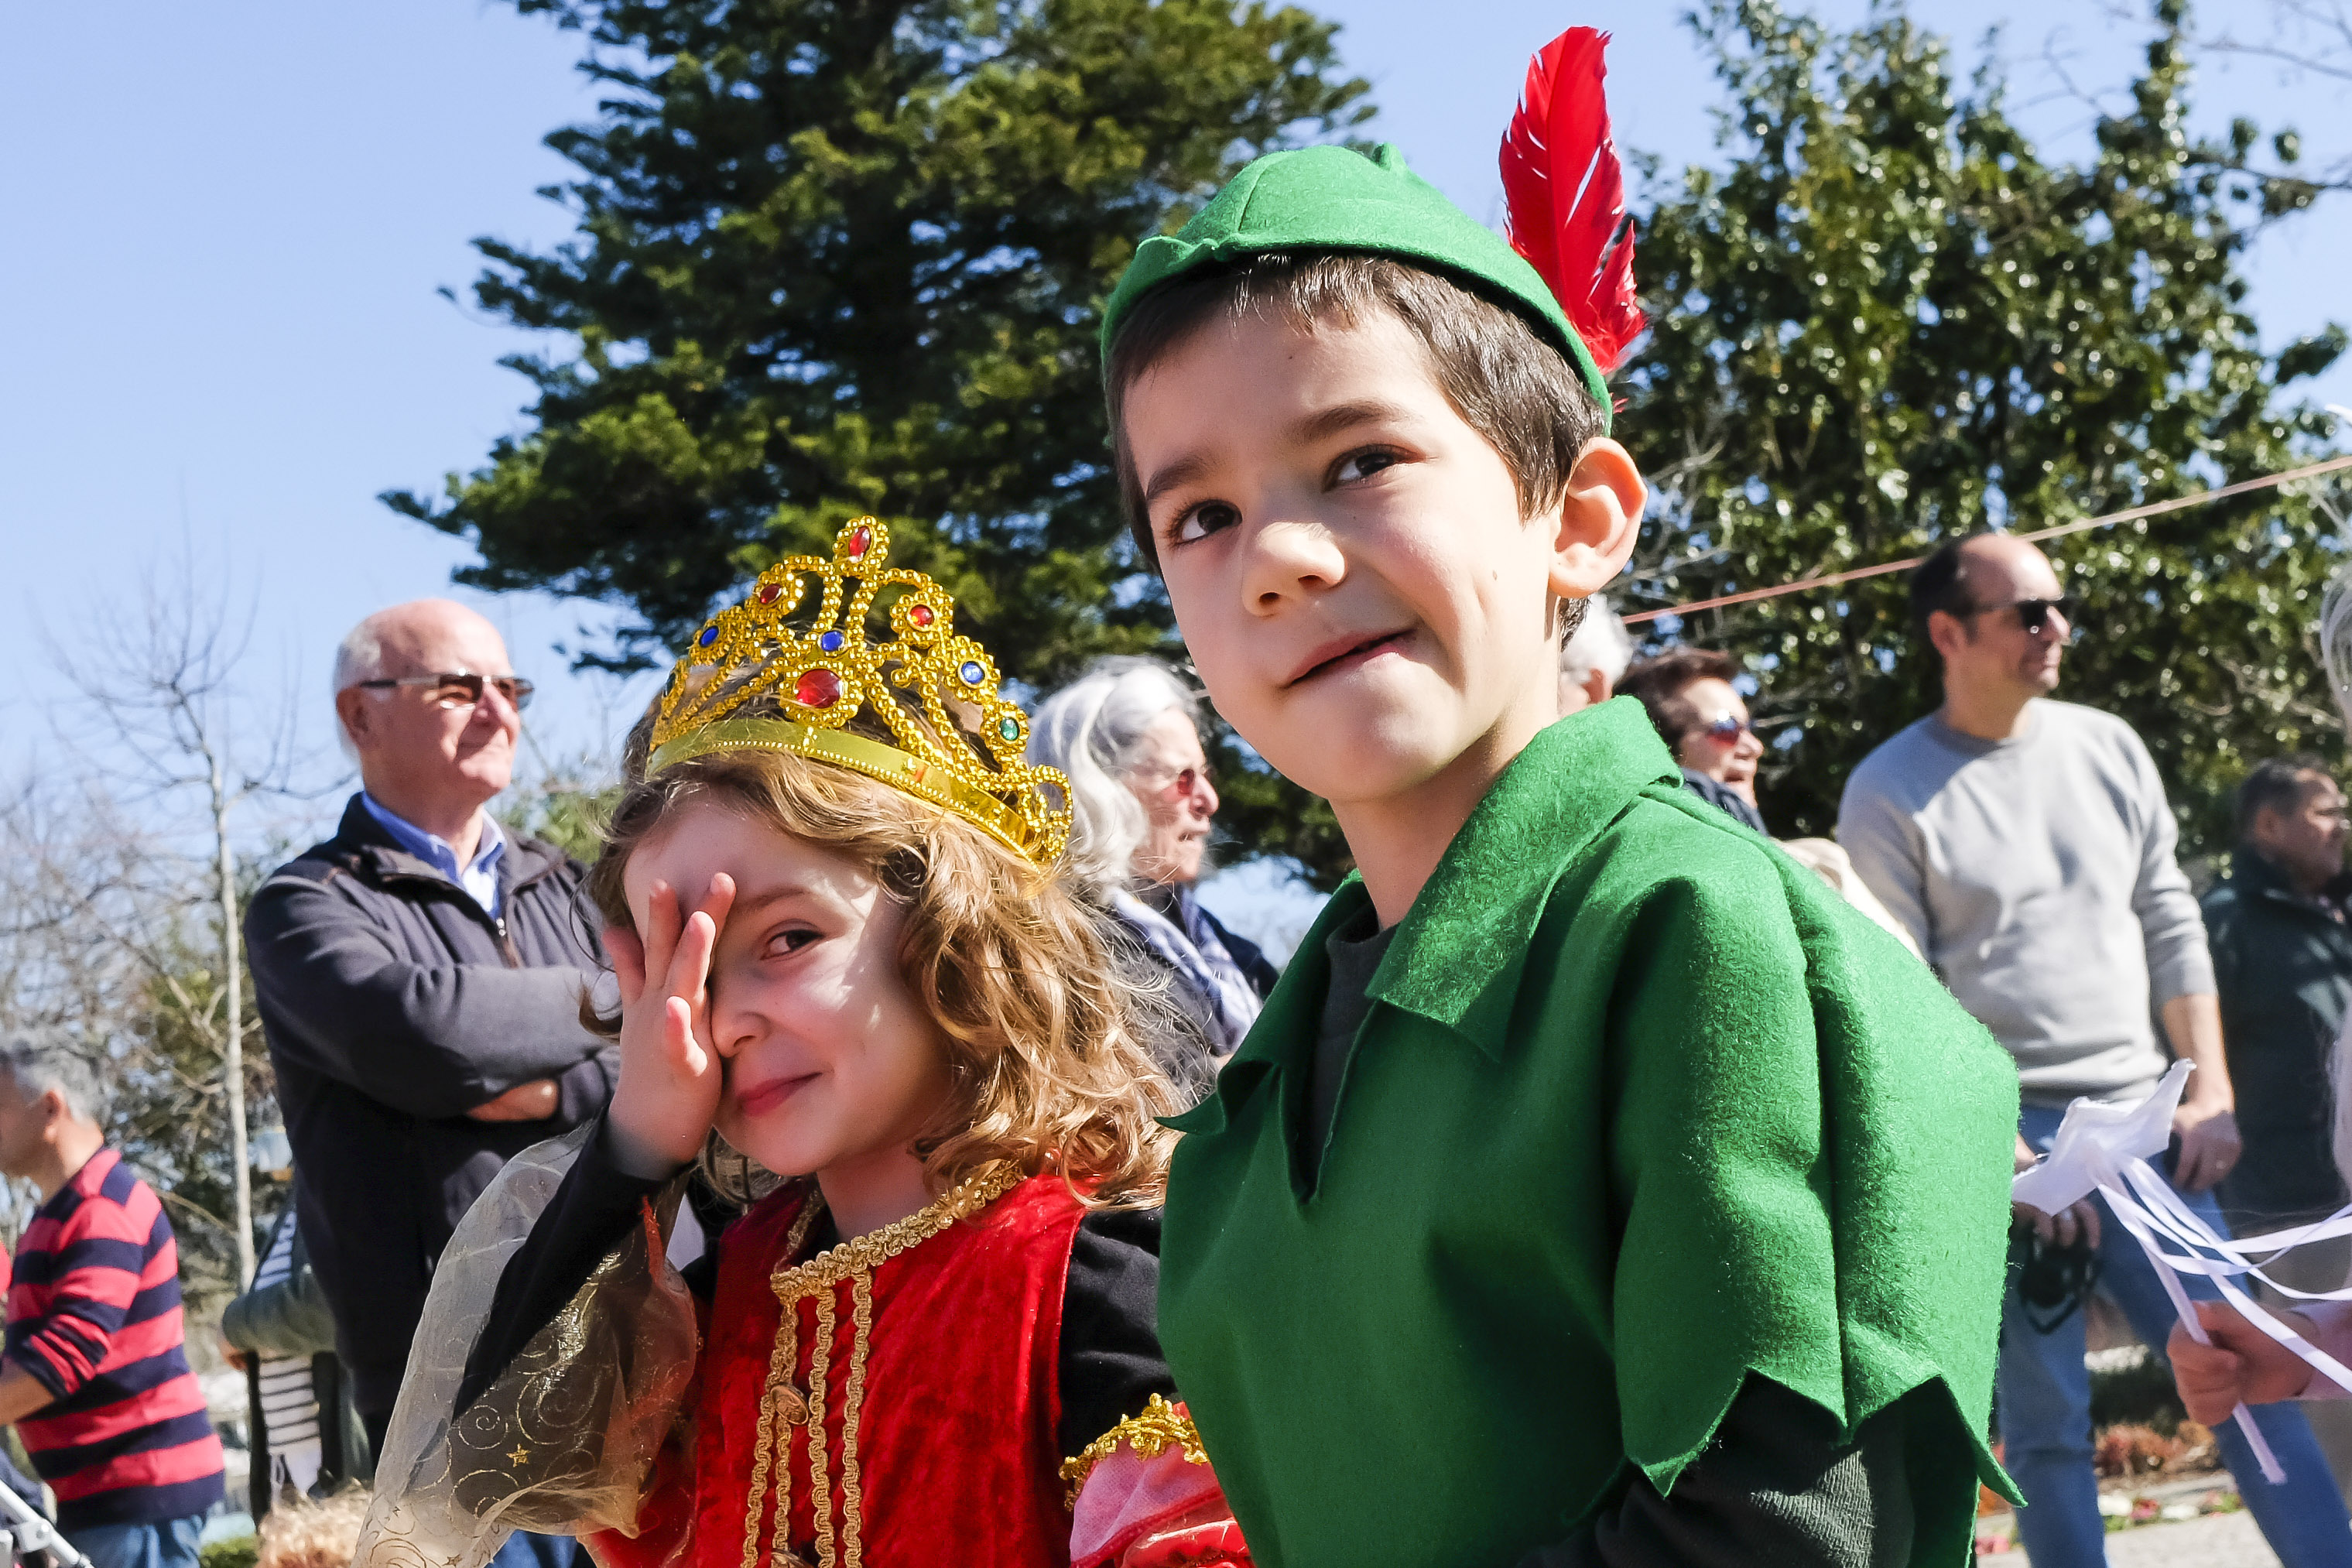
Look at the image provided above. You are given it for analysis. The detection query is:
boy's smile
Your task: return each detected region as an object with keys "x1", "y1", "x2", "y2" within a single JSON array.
[
  {"x1": 1285, "y1": 626, "x2": 1412, "y2": 688},
  {"x1": 1127, "y1": 306, "x2": 1642, "y2": 919}
]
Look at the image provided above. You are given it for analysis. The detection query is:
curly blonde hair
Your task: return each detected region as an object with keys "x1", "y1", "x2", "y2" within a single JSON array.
[
  {"x1": 585, "y1": 711, "x2": 1179, "y2": 1209},
  {"x1": 258, "y1": 1488, "x2": 373, "y2": 1568}
]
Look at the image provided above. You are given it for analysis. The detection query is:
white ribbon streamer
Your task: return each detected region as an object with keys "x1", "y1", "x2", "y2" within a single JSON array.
[{"x1": 2012, "y1": 1063, "x2": 2289, "y2": 1482}]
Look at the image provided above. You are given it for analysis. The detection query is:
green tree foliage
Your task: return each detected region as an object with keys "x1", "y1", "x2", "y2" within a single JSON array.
[
  {"x1": 498, "y1": 752, "x2": 616, "y2": 865},
  {"x1": 388, "y1": 0, "x2": 1364, "y2": 683},
  {"x1": 392, "y1": 0, "x2": 1368, "y2": 885},
  {"x1": 1621, "y1": 0, "x2": 2346, "y2": 853}
]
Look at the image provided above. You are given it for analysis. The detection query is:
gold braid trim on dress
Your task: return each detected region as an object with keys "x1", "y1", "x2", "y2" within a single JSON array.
[
  {"x1": 739, "y1": 1166, "x2": 1025, "y2": 1568},
  {"x1": 743, "y1": 1200, "x2": 823, "y2": 1568},
  {"x1": 1058, "y1": 1394, "x2": 1209, "y2": 1508}
]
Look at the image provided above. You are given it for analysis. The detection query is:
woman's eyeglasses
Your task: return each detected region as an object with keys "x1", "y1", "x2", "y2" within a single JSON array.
[
  {"x1": 357, "y1": 672, "x2": 536, "y2": 710},
  {"x1": 1147, "y1": 764, "x2": 1214, "y2": 797},
  {"x1": 1699, "y1": 711, "x2": 1752, "y2": 742},
  {"x1": 1970, "y1": 596, "x2": 2076, "y2": 635}
]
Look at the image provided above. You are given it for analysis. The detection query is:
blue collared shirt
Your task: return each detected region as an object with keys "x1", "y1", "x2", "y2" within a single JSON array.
[{"x1": 361, "y1": 793, "x2": 506, "y2": 919}]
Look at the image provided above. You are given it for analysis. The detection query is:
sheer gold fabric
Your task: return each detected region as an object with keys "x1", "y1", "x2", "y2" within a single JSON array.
[{"x1": 354, "y1": 1128, "x2": 700, "y2": 1568}]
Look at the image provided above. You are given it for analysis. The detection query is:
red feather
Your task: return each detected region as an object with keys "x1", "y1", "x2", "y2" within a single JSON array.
[{"x1": 1499, "y1": 26, "x2": 1644, "y2": 374}]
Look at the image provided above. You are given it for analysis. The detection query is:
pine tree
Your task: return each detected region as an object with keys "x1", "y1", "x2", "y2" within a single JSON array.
[{"x1": 387, "y1": 0, "x2": 1367, "y2": 694}]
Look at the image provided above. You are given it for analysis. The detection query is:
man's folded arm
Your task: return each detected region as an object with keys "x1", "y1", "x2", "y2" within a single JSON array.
[{"x1": 246, "y1": 875, "x2": 605, "y2": 1120}]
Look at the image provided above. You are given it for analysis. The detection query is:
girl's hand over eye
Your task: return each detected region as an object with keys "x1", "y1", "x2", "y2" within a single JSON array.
[{"x1": 603, "y1": 873, "x2": 736, "y2": 1176}]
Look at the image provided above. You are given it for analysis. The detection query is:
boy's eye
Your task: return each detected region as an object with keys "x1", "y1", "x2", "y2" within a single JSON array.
[
  {"x1": 1332, "y1": 447, "x2": 1403, "y2": 486},
  {"x1": 1169, "y1": 499, "x2": 1241, "y2": 546}
]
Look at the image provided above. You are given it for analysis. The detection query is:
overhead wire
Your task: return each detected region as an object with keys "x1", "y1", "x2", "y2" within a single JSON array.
[{"x1": 1618, "y1": 452, "x2": 2352, "y2": 626}]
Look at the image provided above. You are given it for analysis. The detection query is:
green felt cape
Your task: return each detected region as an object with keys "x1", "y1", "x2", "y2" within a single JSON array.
[
  {"x1": 1100, "y1": 142, "x2": 1613, "y2": 425},
  {"x1": 1158, "y1": 700, "x2": 2021, "y2": 1568}
]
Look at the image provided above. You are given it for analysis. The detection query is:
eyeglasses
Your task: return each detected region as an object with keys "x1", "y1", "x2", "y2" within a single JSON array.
[
  {"x1": 1699, "y1": 711, "x2": 1752, "y2": 742},
  {"x1": 1146, "y1": 765, "x2": 1214, "y2": 797},
  {"x1": 1969, "y1": 596, "x2": 2076, "y2": 635},
  {"x1": 356, "y1": 673, "x2": 536, "y2": 711}
]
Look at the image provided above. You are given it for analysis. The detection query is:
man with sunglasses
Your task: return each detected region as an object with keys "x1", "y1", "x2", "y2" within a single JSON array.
[
  {"x1": 1840, "y1": 533, "x2": 2352, "y2": 1567},
  {"x1": 245, "y1": 601, "x2": 616, "y2": 1568}
]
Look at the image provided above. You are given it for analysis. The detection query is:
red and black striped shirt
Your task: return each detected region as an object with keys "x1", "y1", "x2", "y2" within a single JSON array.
[{"x1": 5, "y1": 1148, "x2": 225, "y2": 1529}]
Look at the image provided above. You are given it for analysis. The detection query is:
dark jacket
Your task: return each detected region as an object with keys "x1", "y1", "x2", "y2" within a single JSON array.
[
  {"x1": 2204, "y1": 846, "x2": 2352, "y2": 1221},
  {"x1": 245, "y1": 796, "x2": 618, "y2": 1416},
  {"x1": 1191, "y1": 901, "x2": 1281, "y2": 1002},
  {"x1": 221, "y1": 1206, "x2": 371, "y2": 1514},
  {"x1": 1113, "y1": 890, "x2": 1282, "y2": 1104},
  {"x1": 1679, "y1": 767, "x2": 1768, "y2": 835}
]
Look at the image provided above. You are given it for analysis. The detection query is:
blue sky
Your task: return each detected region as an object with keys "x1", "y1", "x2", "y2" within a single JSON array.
[{"x1": 4, "y1": 0, "x2": 2344, "y2": 946}]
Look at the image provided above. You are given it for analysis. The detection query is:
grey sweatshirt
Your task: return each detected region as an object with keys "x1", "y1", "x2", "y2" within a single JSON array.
[{"x1": 1837, "y1": 700, "x2": 2213, "y2": 1108}]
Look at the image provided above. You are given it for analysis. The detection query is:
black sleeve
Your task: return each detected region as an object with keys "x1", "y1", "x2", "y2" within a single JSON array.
[
  {"x1": 1517, "y1": 1378, "x2": 1915, "y2": 1568},
  {"x1": 454, "y1": 1118, "x2": 680, "y2": 1411},
  {"x1": 1057, "y1": 1207, "x2": 1178, "y2": 1462}
]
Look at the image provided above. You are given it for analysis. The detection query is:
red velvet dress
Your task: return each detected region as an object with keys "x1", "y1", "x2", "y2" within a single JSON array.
[
  {"x1": 591, "y1": 1169, "x2": 1085, "y2": 1568},
  {"x1": 347, "y1": 1139, "x2": 1238, "y2": 1568}
]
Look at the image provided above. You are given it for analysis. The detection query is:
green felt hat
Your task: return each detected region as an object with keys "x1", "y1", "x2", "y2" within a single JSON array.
[{"x1": 1100, "y1": 142, "x2": 1611, "y2": 425}]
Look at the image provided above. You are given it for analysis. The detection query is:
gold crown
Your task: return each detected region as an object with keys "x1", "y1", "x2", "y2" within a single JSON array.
[{"x1": 646, "y1": 519, "x2": 1072, "y2": 865}]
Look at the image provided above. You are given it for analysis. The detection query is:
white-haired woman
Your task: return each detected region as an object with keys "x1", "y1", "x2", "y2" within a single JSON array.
[{"x1": 1029, "y1": 656, "x2": 1279, "y2": 1094}]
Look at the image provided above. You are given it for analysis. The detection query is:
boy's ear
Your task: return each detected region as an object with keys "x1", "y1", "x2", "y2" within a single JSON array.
[{"x1": 1546, "y1": 439, "x2": 1645, "y2": 600}]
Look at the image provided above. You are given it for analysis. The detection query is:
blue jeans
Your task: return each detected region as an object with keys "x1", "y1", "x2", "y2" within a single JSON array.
[
  {"x1": 2005, "y1": 1103, "x2": 2352, "y2": 1566},
  {"x1": 67, "y1": 1515, "x2": 203, "y2": 1568},
  {"x1": 491, "y1": 1530, "x2": 577, "y2": 1568}
]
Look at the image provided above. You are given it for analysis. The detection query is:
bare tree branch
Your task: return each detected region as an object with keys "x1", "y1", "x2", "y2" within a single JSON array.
[{"x1": 21, "y1": 543, "x2": 322, "y2": 1290}]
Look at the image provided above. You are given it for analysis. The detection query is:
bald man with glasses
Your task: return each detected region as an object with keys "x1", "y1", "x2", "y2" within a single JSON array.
[
  {"x1": 1840, "y1": 533, "x2": 2352, "y2": 1567},
  {"x1": 245, "y1": 601, "x2": 615, "y2": 1568}
]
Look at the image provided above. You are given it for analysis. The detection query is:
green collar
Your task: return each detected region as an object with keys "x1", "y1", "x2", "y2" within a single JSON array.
[{"x1": 1172, "y1": 699, "x2": 1678, "y2": 1134}]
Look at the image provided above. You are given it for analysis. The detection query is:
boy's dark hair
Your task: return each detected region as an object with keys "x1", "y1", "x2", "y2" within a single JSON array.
[
  {"x1": 1104, "y1": 252, "x2": 1608, "y2": 570},
  {"x1": 1909, "y1": 532, "x2": 1997, "y2": 635},
  {"x1": 2236, "y1": 755, "x2": 2335, "y2": 842},
  {"x1": 1618, "y1": 647, "x2": 1739, "y2": 757}
]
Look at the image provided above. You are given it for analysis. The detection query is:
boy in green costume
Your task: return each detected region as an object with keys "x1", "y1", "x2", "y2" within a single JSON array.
[{"x1": 1098, "y1": 29, "x2": 2021, "y2": 1568}]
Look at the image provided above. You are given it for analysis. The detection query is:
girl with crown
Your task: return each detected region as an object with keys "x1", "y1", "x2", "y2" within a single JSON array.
[{"x1": 351, "y1": 521, "x2": 1248, "y2": 1568}]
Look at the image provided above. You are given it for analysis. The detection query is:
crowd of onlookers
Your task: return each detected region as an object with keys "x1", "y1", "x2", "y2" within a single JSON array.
[
  {"x1": 3, "y1": 526, "x2": 2352, "y2": 1568},
  {"x1": 1605, "y1": 533, "x2": 2352, "y2": 1565}
]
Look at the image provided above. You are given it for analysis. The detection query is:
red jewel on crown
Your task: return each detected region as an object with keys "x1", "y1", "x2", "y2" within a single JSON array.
[
  {"x1": 795, "y1": 669, "x2": 843, "y2": 709},
  {"x1": 647, "y1": 512, "x2": 1073, "y2": 868}
]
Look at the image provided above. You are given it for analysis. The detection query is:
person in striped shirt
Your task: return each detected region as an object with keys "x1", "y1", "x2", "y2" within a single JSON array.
[{"x1": 0, "y1": 1032, "x2": 224, "y2": 1568}]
